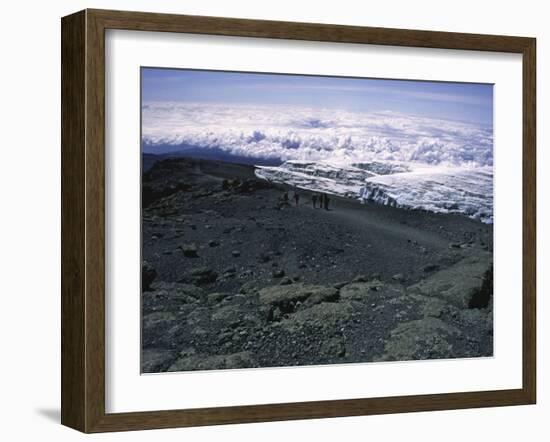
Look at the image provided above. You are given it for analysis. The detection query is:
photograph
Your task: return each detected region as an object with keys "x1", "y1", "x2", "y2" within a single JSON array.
[{"x1": 140, "y1": 68, "x2": 495, "y2": 373}]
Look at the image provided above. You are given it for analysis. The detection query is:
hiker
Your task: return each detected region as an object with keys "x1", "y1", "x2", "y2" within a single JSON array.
[
  {"x1": 312, "y1": 194, "x2": 318, "y2": 208},
  {"x1": 277, "y1": 190, "x2": 291, "y2": 210},
  {"x1": 324, "y1": 193, "x2": 330, "y2": 210},
  {"x1": 358, "y1": 185, "x2": 368, "y2": 204},
  {"x1": 294, "y1": 191, "x2": 300, "y2": 207}
]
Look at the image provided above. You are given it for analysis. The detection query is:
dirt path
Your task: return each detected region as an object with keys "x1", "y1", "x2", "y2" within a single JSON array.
[{"x1": 309, "y1": 199, "x2": 450, "y2": 250}]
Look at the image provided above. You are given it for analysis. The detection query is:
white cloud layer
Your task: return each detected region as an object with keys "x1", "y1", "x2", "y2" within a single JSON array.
[{"x1": 142, "y1": 102, "x2": 493, "y2": 167}]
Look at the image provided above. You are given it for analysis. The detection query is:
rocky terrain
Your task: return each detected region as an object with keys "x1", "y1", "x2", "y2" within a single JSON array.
[{"x1": 141, "y1": 156, "x2": 494, "y2": 373}]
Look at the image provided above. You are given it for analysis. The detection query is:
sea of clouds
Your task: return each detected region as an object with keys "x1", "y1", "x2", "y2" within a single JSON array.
[
  {"x1": 142, "y1": 102, "x2": 493, "y2": 222},
  {"x1": 142, "y1": 102, "x2": 493, "y2": 167}
]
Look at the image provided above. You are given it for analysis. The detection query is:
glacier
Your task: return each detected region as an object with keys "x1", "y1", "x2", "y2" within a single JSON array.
[{"x1": 255, "y1": 161, "x2": 493, "y2": 223}]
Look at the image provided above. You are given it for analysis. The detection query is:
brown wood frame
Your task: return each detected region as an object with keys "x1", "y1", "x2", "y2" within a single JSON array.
[{"x1": 61, "y1": 8, "x2": 536, "y2": 433}]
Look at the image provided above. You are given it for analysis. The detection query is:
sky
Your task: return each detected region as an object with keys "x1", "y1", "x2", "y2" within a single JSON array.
[{"x1": 141, "y1": 67, "x2": 493, "y2": 126}]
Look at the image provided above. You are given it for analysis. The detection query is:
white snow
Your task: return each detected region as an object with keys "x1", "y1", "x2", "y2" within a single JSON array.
[{"x1": 256, "y1": 161, "x2": 493, "y2": 223}]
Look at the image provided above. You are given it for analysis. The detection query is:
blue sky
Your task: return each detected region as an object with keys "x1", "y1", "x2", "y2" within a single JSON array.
[{"x1": 141, "y1": 67, "x2": 493, "y2": 125}]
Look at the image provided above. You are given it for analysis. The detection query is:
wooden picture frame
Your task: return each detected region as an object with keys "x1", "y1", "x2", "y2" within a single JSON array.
[{"x1": 61, "y1": 8, "x2": 536, "y2": 433}]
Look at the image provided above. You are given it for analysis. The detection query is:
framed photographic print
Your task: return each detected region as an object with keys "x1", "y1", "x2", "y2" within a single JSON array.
[{"x1": 61, "y1": 9, "x2": 536, "y2": 433}]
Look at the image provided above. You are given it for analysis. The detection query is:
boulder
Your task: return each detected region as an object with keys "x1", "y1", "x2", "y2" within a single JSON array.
[
  {"x1": 280, "y1": 302, "x2": 353, "y2": 332},
  {"x1": 259, "y1": 283, "x2": 339, "y2": 313},
  {"x1": 142, "y1": 312, "x2": 177, "y2": 330},
  {"x1": 352, "y1": 275, "x2": 369, "y2": 283},
  {"x1": 458, "y1": 308, "x2": 493, "y2": 335},
  {"x1": 271, "y1": 307, "x2": 283, "y2": 321},
  {"x1": 340, "y1": 281, "x2": 403, "y2": 302},
  {"x1": 207, "y1": 292, "x2": 231, "y2": 304},
  {"x1": 148, "y1": 281, "x2": 205, "y2": 300},
  {"x1": 168, "y1": 351, "x2": 255, "y2": 372},
  {"x1": 320, "y1": 336, "x2": 346, "y2": 358},
  {"x1": 220, "y1": 267, "x2": 237, "y2": 279},
  {"x1": 378, "y1": 317, "x2": 461, "y2": 361},
  {"x1": 143, "y1": 282, "x2": 205, "y2": 311},
  {"x1": 239, "y1": 280, "x2": 260, "y2": 294},
  {"x1": 211, "y1": 302, "x2": 262, "y2": 328},
  {"x1": 423, "y1": 264, "x2": 440, "y2": 273},
  {"x1": 178, "y1": 267, "x2": 218, "y2": 285},
  {"x1": 180, "y1": 243, "x2": 198, "y2": 257},
  {"x1": 409, "y1": 255, "x2": 492, "y2": 308},
  {"x1": 468, "y1": 266, "x2": 493, "y2": 309},
  {"x1": 142, "y1": 260, "x2": 157, "y2": 291},
  {"x1": 406, "y1": 293, "x2": 457, "y2": 319}
]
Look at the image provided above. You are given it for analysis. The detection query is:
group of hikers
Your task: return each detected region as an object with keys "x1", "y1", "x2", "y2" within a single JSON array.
[
  {"x1": 312, "y1": 193, "x2": 330, "y2": 210},
  {"x1": 279, "y1": 190, "x2": 330, "y2": 210}
]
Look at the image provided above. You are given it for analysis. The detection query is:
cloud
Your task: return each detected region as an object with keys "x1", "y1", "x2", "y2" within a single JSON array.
[{"x1": 142, "y1": 102, "x2": 493, "y2": 167}]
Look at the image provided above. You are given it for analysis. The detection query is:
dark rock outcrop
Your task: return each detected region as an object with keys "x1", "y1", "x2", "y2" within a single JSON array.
[{"x1": 142, "y1": 260, "x2": 156, "y2": 291}]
